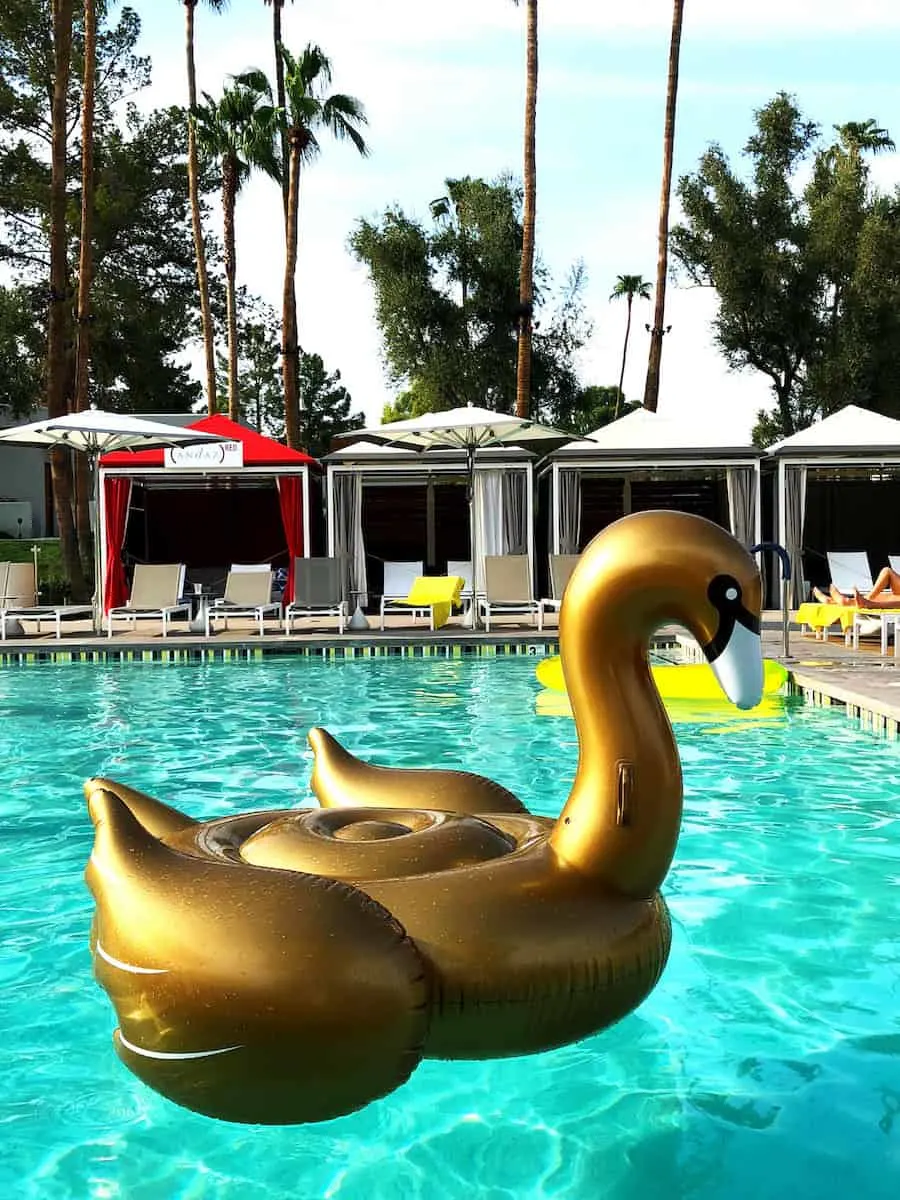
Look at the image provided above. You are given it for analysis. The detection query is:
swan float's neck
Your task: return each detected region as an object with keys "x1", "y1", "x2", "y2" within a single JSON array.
[{"x1": 548, "y1": 557, "x2": 682, "y2": 900}]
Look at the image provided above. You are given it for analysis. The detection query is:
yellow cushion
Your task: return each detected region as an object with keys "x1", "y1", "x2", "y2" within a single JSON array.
[
  {"x1": 404, "y1": 575, "x2": 464, "y2": 630},
  {"x1": 796, "y1": 602, "x2": 888, "y2": 633}
]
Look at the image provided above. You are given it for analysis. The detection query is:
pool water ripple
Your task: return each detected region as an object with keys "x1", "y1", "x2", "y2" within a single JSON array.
[{"x1": 1, "y1": 658, "x2": 899, "y2": 1198}]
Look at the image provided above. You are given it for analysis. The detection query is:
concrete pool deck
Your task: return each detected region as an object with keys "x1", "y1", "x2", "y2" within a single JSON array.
[{"x1": 2, "y1": 609, "x2": 900, "y2": 734}]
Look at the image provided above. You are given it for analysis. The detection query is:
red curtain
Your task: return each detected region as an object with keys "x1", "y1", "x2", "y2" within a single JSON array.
[
  {"x1": 103, "y1": 476, "x2": 132, "y2": 613},
  {"x1": 277, "y1": 474, "x2": 304, "y2": 605}
]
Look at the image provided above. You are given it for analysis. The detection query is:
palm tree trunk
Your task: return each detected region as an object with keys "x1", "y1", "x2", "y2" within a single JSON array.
[
  {"x1": 48, "y1": 0, "x2": 87, "y2": 600},
  {"x1": 272, "y1": 6, "x2": 301, "y2": 446},
  {"x1": 615, "y1": 294, "x2": 633, "y2": 420},
  {"x1": 73, "y1": 0, "x2": 97, "y2": 584},
  {"x1": 271, "y1": 1, "x2": 289, "y2": 216},
  {"x1": 515, "y1": 0, "x2": 538, "y2": 419},
  {"x1": 223, "y1": 156, "x2": 240, "y2": 422},
  {"x1": 643, "y1": 0, "x2": 684, "y2": 413},
  {"x1": 282, "y1": 137, "x2": 301, "y2": 449},
  {"x1": 185, "y1": 0, "x2": 217, "y2": 414}
]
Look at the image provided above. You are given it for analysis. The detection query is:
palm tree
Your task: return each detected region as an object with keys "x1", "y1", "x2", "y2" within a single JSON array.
[
  {"x1": 512, "y1": 0, "x2": 538, "y2": 419},
  {"x1": 73, "y1": 0, "x2": 98, "y2": 580},
  {"x1": 835, "y1": 119, "x2": 896, "y2": 160},
  {"x1": 279, "y1": 45, "x2": 368, "y2": 448},
  {"x1": 263, "y1": 0, "x2": 293, "y2": 213},
  {"x1": 643, "y1": 0, "x2": 685, "y2": 413},
  {"x1": 195, "y1": 70, "x2": 282, "y2": 421},
  {"x1": 263, "y1": 1, "x2": 299, "y2": 452},
  {"x1": 610, "y1": 275, "x2": 651, "y2": 419},
  {"x1": 183, "y1": 0, "x2": 229, "y2": 415}
]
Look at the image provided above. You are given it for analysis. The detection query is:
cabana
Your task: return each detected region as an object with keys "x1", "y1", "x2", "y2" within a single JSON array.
[
  {"x1": 322, "y1": 441, "x2": 535, "y2": 606},
  {"x1": 768, "y1": 404, "x2": 900, "y2": 605},
  {"x1": 542, "y1": 408, "x2": 763, "y2": 558},
  {"x1": 99, "y1": 414, "x2": 319, "y2": 612}
]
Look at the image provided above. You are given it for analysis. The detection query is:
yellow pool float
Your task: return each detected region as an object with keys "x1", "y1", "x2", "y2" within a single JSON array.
[
  {"x1": 536, "y1": 654, "x2": 788, "y2": 701},
  {"x1": 84, "y1": 511, "x2": 763, "y2": 1126}
]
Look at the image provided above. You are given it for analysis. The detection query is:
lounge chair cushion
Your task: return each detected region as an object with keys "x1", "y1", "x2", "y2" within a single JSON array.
[{"x1": 405, "y1": 575, "x2": 464, "y2": 630}]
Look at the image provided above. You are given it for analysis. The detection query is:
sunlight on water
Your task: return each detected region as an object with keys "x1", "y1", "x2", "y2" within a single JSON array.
[{"x1": 1, "y1": 657, "x2": 899, "y2": 1199}]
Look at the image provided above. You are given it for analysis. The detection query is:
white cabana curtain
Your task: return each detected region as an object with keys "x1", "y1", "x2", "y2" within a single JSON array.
[
  {"x1": 502, "y1": 471, "x2": 527, "y2": 554},
  {"x1": 725, "y1": 466, "x2": 756, "y2": 546},
  {"x1": 558, "y1": 468, "x2": 582, "y2": 554},
  {"x1": 473, "y1": 470, "x2": 505, "y2": 594},
  {"x1": 784, "y1": 465, "x2": 808, "y2": 606},
  {"x1": 334, "y1": 473, "x2": 367, "y2": 606}
]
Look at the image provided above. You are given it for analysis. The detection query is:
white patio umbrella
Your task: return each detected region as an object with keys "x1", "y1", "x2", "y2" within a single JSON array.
[
  {"x1": 0, "y1": 409, "x2": 228, "y2": 631},
  {"x1": 350, "y1": 404, "x2": 570, "y2": 627}
]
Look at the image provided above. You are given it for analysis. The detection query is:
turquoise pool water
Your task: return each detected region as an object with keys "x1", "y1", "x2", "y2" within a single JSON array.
[{"x1": 1, "y1": 657, "x2": 899, "y2": 1199}]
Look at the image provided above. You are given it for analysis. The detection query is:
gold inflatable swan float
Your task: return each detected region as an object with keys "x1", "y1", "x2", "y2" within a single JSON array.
[{"x1": 85, "y1": 511, "x2": 763, "y2": 1125}]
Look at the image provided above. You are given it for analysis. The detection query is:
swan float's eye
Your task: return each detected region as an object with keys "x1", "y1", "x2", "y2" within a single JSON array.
[{"x1": 707, "y1": 574, "x2": 743, "y2": 610}]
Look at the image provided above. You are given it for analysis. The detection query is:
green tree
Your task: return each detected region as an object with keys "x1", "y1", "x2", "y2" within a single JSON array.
[
  {"x1": 214, "y1": 290, "x2": 282, "y2": 432},
  {"x1": 182, "y1": 0, "x2": 229, "y2": 414},
  {"x1": 644, "y1": 0, "x2": 685, "y2": 413},
  {"x1": 279, "y1": 44, "x2": 368, "y2": 449},
  {"x1": 567, "y1": 385, "x2": 640, "y2": 435},
  {"x1": 0, "y1": 286, "x2": 42, "y2": 416},
  {"x1": 351, "y1": 174, "x2": 589, "y2": 417},
  {"x1": 610, "y1": 274, "x2": 651, "y2": 418},
  {"x1": 298, "y1": 353, "x2": 365, "y2": 459},
  {"x1": 195, "y1": 68, "x2": 281, "y2": 422},
  {"x1": 672, "y1": 92, "x2": 900, "y2": 442},
  {"x1": 1, "y1": 3, "x2": 218, "y2": 417}
]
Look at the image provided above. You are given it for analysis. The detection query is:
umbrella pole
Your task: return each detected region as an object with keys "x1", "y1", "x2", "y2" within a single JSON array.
[
  {"x1": 91, "y1": 453, "x2": 102, "y2": 635},
  {"x1": 467, "y1": 444, "x2": 480, "y2": 630}
]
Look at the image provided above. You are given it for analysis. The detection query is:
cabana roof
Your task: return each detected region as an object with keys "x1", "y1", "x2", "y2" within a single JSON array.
[
  {"x1": 549, "y1": 408, "x2": 762, "y2": 463},
  {"x1": 324, "y1": 440, "x2": 535, "y2": 464},
  {"x1": 767, "y1": 404, "x2": 900, "y2": 458},
  {"x1": 101, "y1": 414, "x2": 318, "y2": 470}
]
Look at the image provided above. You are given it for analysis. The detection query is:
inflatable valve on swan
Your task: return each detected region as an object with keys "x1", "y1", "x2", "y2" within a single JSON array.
[{"x1": 84, "y1": 511, "x2": 764, "y2": 1125}]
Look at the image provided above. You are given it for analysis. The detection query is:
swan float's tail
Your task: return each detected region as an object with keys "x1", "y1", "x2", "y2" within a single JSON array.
[{"x1": 308, "y1": 726, "x2": 529, "y2": 815}]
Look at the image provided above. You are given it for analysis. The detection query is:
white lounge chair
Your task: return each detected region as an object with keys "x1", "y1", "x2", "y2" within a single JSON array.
[
  {"x1": 826, "y1": 551, "x2": 873, "y2": 596},
  {"x1": 284, "y1": 557, "x2": 348, "y2": 634},
  {"x1": 538, "y1": 553, "x2": 580, "y2": 626},
  {"x1": 206, "y1": 567, "x2": 281, "y2": 637},
  {"x1": 446, "y1": 559, "x2": 474, "y2": 617},
  {"x1": 477, "y1": 555, "x2": 541, "y2": 633},
  {"x1": 379, "y1": 560, "x2": 427, "y2": 629},
  {"x1": 107, "y1": 563, "x2": 190, "y2": 638},
  {"x1": 0, "y1": 559, "x2": 95, "y2": 640}
]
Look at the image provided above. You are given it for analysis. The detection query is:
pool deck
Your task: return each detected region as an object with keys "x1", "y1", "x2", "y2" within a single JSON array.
[{"x1": 2, "y1": 610, "x2": 900, "y2": 733}]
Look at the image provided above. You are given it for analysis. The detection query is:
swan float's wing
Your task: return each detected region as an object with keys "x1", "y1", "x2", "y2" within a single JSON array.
[{"x1": 85, "y1": 786, "x2": 429, "y2": 1124}]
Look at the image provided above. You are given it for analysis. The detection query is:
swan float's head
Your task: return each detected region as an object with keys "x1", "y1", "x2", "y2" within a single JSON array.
[{"x1": 562, "y1": 510, "x2": 764, "y2": 710}]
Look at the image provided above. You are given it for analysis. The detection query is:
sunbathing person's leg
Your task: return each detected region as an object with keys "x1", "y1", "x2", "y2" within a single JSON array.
[
  {"x1": 812, "y1": 585, "x2": 858, "y2": 605},
  {"x1": 867, "y1": 566, "x2": 900, "y2": 598},
  {"x1": 854, "y1": 587, "x2": 900, "y2": 609}
]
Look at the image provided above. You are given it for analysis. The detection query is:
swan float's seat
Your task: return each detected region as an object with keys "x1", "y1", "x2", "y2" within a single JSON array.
[{"x1": 84, "y1": 510, "x2": 764, "y2": 1125}]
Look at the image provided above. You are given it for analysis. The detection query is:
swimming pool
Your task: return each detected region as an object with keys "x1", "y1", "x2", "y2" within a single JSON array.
[{"x1": 1, "y1": 658, "x2": 898, "y2": 1198}]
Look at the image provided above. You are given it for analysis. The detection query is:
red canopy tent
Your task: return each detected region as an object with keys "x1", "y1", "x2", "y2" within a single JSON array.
[{"x1": 99, "y1": 415, "x2": 319, "y2": 612}]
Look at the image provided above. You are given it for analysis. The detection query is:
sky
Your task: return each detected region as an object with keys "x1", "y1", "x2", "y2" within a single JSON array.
[{"x1": 127, "y1": 0, "x2": 900, "y2": 437}]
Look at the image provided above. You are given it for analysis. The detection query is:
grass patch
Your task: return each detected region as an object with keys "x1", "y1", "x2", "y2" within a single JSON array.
[{"x1": 0, "y1": 538, "x2": 69, "y2": 601}]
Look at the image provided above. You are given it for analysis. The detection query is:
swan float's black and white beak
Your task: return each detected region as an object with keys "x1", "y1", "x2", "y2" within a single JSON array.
[{"x1": 702, "y1": 574, "x2": 764, "y2": 710}]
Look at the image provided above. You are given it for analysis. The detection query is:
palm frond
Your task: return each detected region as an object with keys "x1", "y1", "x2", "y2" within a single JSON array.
[{"x1": 230, "y1": 68, "x2": 273, "y2": 101}]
